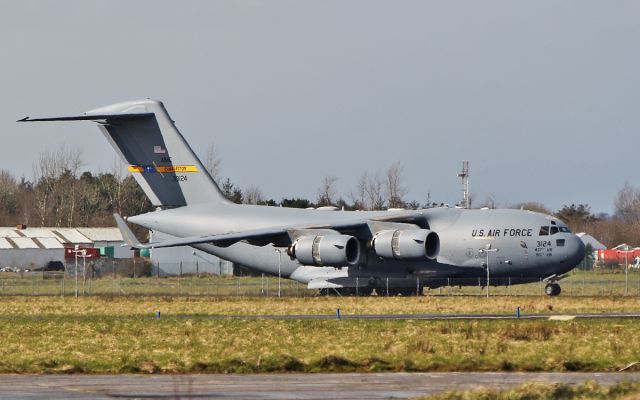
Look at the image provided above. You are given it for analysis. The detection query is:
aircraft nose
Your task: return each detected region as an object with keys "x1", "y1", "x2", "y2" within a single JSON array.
[{"x1": 568, "y1": 235, "x2": 586, "y2": 266}]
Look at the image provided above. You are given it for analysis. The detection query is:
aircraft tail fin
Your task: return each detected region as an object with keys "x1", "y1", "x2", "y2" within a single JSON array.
[{"x1": 21, "y1": 100, "x2": 228, "y2": 208}]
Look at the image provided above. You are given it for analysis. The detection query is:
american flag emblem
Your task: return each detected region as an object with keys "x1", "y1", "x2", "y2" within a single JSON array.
[{"x1": 154, "y1": 145, "x2": 166, "y2": 154}]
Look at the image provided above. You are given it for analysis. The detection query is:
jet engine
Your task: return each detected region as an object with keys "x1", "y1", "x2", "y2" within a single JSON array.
[
  {"x1": 371, "y1": 229, "x2": 440, "y2": 260},
  {"x1": 289, "y1": 234, "x2": 361, "y2": 267}
]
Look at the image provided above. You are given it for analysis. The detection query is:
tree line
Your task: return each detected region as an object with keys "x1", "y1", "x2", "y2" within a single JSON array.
[
  {"x1": 1, "y1": 144, "x2": 639, "y2": 249},
  {"x1": 0, "y1": 146, "x2": 152, "y2": 227}
]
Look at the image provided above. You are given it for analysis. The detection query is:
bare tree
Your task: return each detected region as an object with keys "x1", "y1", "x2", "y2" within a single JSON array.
[
  {"x1": 615, "y1": 181, "x2": 640, "y2": 223},
  {"x1": 32, "y1": 145, "x2": 83, "y2": 226},
  {"x1": 244, "y1": 185, "x2": 264, "y2": 205},
  {"x1": 482, "y1": 193, "x2": 497, "y2": 209},
  {"x1": 385, "y1": 162, "x2": 407, "y2": 209},
  {"x1": 317, "y1": 175, "x2": 338, "y2": 207},
  {"x1": 350, "y1": 172, "x2": 368, "y2": 210},
  {"x1": 204, "y1": 142, "x2": 222, "y2": 184},
  {"x1": 511, "y1": 201, "x2": 552, "y2": 214},
  {"x1": 0, "y1": 170, "x2": 20, "y2": 224}
]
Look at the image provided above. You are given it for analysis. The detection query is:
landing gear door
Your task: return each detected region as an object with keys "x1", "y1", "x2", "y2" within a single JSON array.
[{"x1": 555, "y1": 238, "x2": 568, "y2": 263}]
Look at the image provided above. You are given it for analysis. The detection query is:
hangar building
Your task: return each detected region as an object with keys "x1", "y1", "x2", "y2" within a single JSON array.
[
  {"x1": 150, "y1": 230, "x2": 233, "y2": 276},
  {"x1": 0, "y1": 226, "x2": 130, "y2": 270}
]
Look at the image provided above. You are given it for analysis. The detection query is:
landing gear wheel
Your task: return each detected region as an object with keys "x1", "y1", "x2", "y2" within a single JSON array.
[{"x1": 544, "y1": 282, "x2": 561, "y2": 297}]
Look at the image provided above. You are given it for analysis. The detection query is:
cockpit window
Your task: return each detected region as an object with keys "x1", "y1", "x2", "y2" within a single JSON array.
[
  {"x1": 550, "y1": 226, "x2": 559, "y2": 235},
  {"x1": 559, "y1": 227, "x2": 571, "y2": 233},
  {"x1": 539, "y1": 226, "x2": 549, "y2": 236}
]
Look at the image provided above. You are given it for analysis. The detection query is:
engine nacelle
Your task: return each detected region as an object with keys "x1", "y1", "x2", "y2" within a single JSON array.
[
  {"x1": 289, "y1": 234, "x2": 361, "y2": 267},
  {"x1": 371, "y1": 229, "x2": 440, "y2": 260}
]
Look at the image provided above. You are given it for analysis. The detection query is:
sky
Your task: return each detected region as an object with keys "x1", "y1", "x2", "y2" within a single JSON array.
[{"x1": 1, "y1": 1, "x2": 639, "y2": 215}]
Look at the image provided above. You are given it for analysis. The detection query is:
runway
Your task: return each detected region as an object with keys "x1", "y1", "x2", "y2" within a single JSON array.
[
  {"x1": 185, "y1": 311, "x2": 640, "y2": 321},
  {"x1": 4, "y1": 372, "x2": 640, "y2": 399}
]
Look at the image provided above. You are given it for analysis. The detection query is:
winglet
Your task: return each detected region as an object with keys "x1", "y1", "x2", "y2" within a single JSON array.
[{"x1": 114, "y1": 213, "x2": 147, "y2": 249}]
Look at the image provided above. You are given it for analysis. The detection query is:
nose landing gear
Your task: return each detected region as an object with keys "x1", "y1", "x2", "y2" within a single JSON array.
[{"x1": 544, "y1": 282, "x2": 561, "y2": 296}]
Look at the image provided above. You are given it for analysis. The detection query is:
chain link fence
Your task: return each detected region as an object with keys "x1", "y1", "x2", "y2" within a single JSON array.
[{"x1": 0, "y1": 263, "x2": 639, "y2": 297}]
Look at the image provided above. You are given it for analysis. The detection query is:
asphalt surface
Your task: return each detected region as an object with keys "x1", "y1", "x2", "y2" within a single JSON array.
[
  {"x1": 184, "y1": 311, "x2": 640, "y2": 321},
  {"x1": 3, "y1": 372, "x2": 640, "y2": 399}
]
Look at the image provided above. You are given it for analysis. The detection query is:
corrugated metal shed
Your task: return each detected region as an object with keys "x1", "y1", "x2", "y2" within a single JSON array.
[
  {"x1": 0, "y1": 229, "x2": 102, "y2": 249},
  {"x1": 0, "y1": 227, "x2": 131, "y2": 269},
  {"x1": 150, "y1": 230, "x2": 233, "y2": 276}
]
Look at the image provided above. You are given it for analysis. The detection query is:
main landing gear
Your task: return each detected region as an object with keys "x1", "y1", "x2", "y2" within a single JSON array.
[{"x1": 544, "y1": 282, "x2": 561, "y2": 297}]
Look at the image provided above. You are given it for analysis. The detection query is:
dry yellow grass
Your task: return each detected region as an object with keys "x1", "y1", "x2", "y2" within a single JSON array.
[
  {"x1": 1, "y1": 295, "x2": 639, "y2": 317},
  {"x1": 2, "y1": 296, "x2": 640, "y2": 374},
  {"x1": 1, "y1": 315, "x2": 639, "y2": 373}
]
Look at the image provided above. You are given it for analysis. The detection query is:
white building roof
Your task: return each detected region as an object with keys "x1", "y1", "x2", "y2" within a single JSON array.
[
  {"x1": 76, "y1": 228, "x2": 123, "y2": 242},
  {"x1": 0, "y1": 228, "x2": 23, "y2": 238},
  {"x1": 36, "y1": 237, "x2": 65, "y2": 249},
  {"x1": 0, "y1": 227, "x2": 123, "y2": 249},
  {"x1": 50, "y1": 228, "x2": 92, "y2": 244},
  {"x1": 19, "y1": 228, "x2": 61, "y2": 239},
  {"x1": 577, "y1": 232, "x2": 607, "y2": 251},
  {"x1": 11, "y1": 237, "x2": 40, "y2": 249}
]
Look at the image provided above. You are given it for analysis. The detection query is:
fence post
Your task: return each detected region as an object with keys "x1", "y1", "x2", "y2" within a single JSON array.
[
  {"x1": 540, "y1": 278, "x2": 543, "y2": 296},
  {"x1": 386, "y1": 277, "x2": 389, "y2": 297},
  {"x1": 179, "y1": 261, "x2": 183, "y2": 277}
]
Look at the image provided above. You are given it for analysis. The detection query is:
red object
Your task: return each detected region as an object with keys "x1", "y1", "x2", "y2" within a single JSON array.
[
  {"x1": 64, "y1": 247, "x2": 100, "y2": 260},
  {"x1": 595, "y1": 246, "x2": 640, "y2": 264}
]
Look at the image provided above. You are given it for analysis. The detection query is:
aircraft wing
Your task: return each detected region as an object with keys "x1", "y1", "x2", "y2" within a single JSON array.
[{"x1": 114, "y1": 210, "x2": 427, "y2": 249}]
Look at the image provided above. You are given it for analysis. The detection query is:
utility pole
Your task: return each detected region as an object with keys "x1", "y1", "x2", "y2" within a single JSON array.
[
  {"x1": 457, "y1": 161, "x2": 470, "y2": 209},
  {"x1": 274, "y1": 249, "x2": 282, "y2": 297},
  {"x1": 479, "y1": 244, "x2": 498, "y2": 298}
]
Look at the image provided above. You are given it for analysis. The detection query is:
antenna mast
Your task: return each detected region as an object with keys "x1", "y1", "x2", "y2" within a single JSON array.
[{"x1": 457, "y1": 161, "x2": 470, "y2": 209}]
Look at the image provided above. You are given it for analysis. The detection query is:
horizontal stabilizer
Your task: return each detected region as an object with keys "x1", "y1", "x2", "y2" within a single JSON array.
[
  {"x1": 18, "y1": 113, "x2": 154, "y2": 123},
  {"x1": 114, "y1": 213, "x2": 143, "y2": 249}
]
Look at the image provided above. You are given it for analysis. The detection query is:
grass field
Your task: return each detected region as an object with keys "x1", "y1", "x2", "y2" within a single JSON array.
[
  {"x1": 2, "y1": 295, "x2": 640, "y2": 374},
  {"x1": 421, "y1": 380, "x2": 640, "y2": 400},
  {"x1": 2, "y1": 269, "x2": 640, "y2": 297}
]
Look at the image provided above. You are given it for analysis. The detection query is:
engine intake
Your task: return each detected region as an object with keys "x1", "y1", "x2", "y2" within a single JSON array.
[
  {"x1": 289, "y1": 234, "x2": 361, "y2": 267},
  {"x1": 372, "y1": 229, "x2": 440, "y2": 260}
]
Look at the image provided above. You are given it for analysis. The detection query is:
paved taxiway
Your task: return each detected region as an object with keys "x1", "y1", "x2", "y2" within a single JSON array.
[
  {"x1": 4, "y1": 372, "x2": 640, "y2": 399},
  {"x1": 186, "y1": 311, "x2": 640, "y2": 321}
]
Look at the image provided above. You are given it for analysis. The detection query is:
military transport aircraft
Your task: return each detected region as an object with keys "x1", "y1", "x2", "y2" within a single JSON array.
[{"x1": 20, "y1": 100, "x2": 585, "y2": 296}]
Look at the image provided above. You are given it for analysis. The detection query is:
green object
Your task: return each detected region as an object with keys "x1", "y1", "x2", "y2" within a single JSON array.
[
  {"x1": 100, "y1": 246, "x2": 115, "y2": 258},
  {"x1": 140, "y1": 248, "x2": 151, "y2": 258}
]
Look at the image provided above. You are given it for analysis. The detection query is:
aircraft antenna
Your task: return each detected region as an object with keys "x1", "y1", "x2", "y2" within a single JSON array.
[{"x1": 457, "y1": 160, "x2": 470, "y2": 209}]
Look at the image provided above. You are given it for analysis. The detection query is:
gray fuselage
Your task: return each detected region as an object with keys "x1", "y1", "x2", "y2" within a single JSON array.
[{"x1": 129, "y1": 204, "x2": 585, "y2": 288}]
